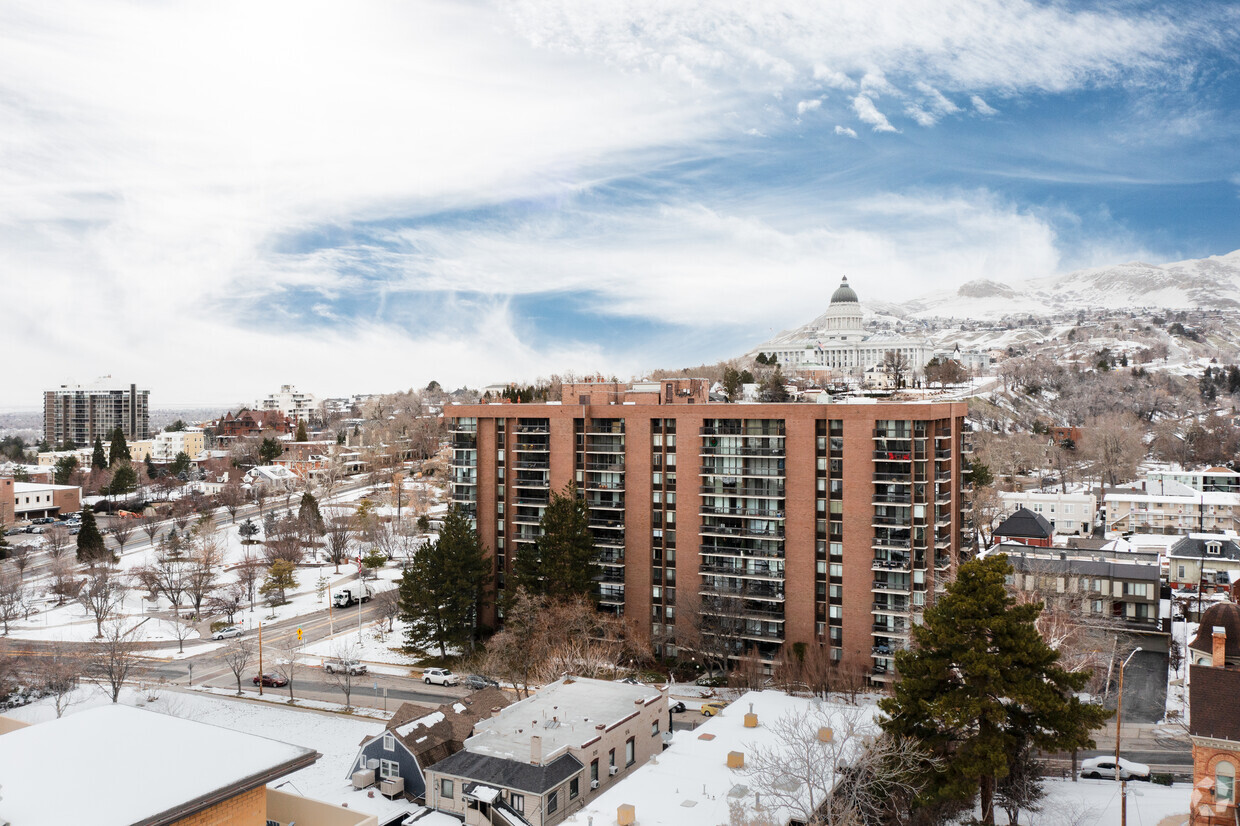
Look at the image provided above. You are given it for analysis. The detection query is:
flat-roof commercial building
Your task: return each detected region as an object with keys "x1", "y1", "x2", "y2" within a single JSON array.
[{"x1": 447, "y1": 380, "x2": 969, "y2": 682}]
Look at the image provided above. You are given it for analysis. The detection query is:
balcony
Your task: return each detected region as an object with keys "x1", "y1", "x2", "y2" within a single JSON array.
[
  {"x1": 514, "y1": 424, "x2": 549, "y2": 434},
  {"x1": 584, "y1": 460, "x2": 624, "y2": 471},
  {"x1": 585, "y1": 423, "x2": 625, "y2": 435},
  {"x1": 700, "y1": 445, "x2": 786, "y2": 458},
  {"x1": 512, "y1": 478, "x2": 550, "y2": 490},
  {"x1": 871, "y1": 515, "x2": 909, "y2": 528},
  {"x1": 872, "y1": 473, "x2": 912, "y2": 484},
  {"x1": 513, "y1": 442, "x2": 550, "y2": 453},
  {"x1": 588, "y1": 516, "x2": 624, "y2": 530},
  {"x1": 513, "y1": 458, "x2": 549, "y2": 470},
  {"x1": 872, "y1": 580, "x2": 911, "y2": 594},
  {"x1": 872, "y1": 600, "x2": 910, "y2": 613},
  {"x1": 873, "y1": 450, "x2": 914, "y2": 461},
  {"x1": 699, "y1": 483, "x2": 786, "y2": 498},
  {"x1": 698, "y1": 583, "x2": 786, "y2": 601},
  {"x1": 584, "y1": 441, "x2": 625, "y2": 454},
  {"x1": 700, "y1": 465, "x2": 784, "y2": 478},
  {"x1": 700, "y1": 505, "x2": 785, "y2": 519},
  {"x1": 583, "y1": 479, "x2": 625, "y2": 492},
  {"x1": 872, "y1": 493, "x2": 912, "y2": 505},
  {"x1": 513, "y1": 494, "x2": 548, "y2": 506},
  {"x1": 872, "y1": 559, "x2": 911, "y2": 573},
  {"x1": 873, "y1": 429, "x2": 913, "y2": 440},
  {"x1": 699, "y1": 544, "x2": 785, "y2": 560},
  {"x1": 700, "y1": 426, "x2": 786, "y2": 437},
  {"x1": 698, "y1": 562, "x2": 784, "y2": 579},
  {"x1": 872, "y1": 536, "x2": 912, "y2": 550},
  {"x1": 700, "y1": 523, "x2": 785, "y2": 540}
]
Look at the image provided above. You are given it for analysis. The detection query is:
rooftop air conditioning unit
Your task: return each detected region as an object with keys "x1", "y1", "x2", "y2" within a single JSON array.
[
  {"x1": 351, "y1": 769, "x2": 376, "y2": 789},
  {"x1": 380, "y1": 776, "x2": 405, "y2": 798},
  {"x1": 591, "y1": 780, "x2": 600, "y2": 789},
  {"x1": 610, "y1": 766, "x2": 619, "y2": 776}
]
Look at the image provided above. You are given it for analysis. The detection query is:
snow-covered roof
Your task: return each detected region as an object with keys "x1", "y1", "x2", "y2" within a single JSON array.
[
  {"x1": 565, "y1": 690, "x2": 876, "y2": 826},
  {"x1": 12, "y1": 481, "x2": 79, "y2": 492},
  {"x1": 465, "y1": 677, "x2": 662, "y2": 763},
  {"x1": 0, "y1": 704, "x2": 316, "y2": 826},
  {"x1": 1105, "y1": 489, "x2": 1240, "y2": 505}
]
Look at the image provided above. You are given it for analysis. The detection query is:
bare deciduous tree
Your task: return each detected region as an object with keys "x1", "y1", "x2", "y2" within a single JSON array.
[
  {"x1": 273, "y1": 643, "x2": 300, "y2": 702},
  {"x1": 208, "y1": 580, "x2": 246, "y2": 624},
  {"x1": 184, "y1": 533, "x2": 221, "y2": 617},
  {"x1": 48, "y1": 556, "x2": 82, "y2": 605},
  {"x1": 8, "y1": 545, "x2": 30, "y2": 580},
  {"x1": 36, "y1": 643, "x2": 84, "y2": 718},
  {"x1": 235, "y1": 548, "x2": 263, "y2": 612},
  {"x1": 139, "y1": 511, "x2": 162, "y2": 546},
  {"x1": 106, "y1": 519, "x2": 136, "y2": 556},
  {"x1": 222, "y1": 638, "x2": 255, "y2": 695},
  {"x1": 324, "y1": 508, "x2": 354, "y2": 573},
  {"x1": 76, "y1": 564, "x2": 128, "y2": 638},
  {"x1": 325, "y1": 639, "x2": 364, "y2": 710},
  {"x1": 372, "y1": 587, "x2": 401, "y2": 633},
  {"x1": 218, "y1": 481, "x2": 245, "y2": 522},
  {"x1": 89, "y1": 618, "x2": 144, "y2": 702},
  {"x1": 43, "y1": 525, "x2": 72, "y2": 560},
  {"x1": 737, "y1": 704, "x2": 938, "y2": 826},
  {"x1": 0, "y1": 565, "x2": 27, "y2": 634}
]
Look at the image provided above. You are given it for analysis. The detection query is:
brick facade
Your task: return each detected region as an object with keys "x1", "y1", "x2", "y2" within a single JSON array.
[
  {"x1": 448, "y1": 394, "x2": 968, "y2": 681},
  {"x1": 170, "y1": 784, "x2": 266, "y2": 826}
]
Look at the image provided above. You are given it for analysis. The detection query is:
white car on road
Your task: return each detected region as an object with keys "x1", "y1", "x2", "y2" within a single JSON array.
[
  {"x1": 423, "y1": 667, "x2": 459, "y2": 686},
  {"x1": 1079, "y1": 756, "x2": 1150, "y2": 781},
  {"x1": 212, "y1": 626, "x2": 243, "y2": 640}
]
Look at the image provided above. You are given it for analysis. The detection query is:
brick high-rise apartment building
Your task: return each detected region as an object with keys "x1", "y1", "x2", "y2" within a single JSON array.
[
  {"x1": 448, "y1": 379, "x2": 970, "y2": 682},
  {"x1": 43, "y1": 377, "x2": 150, "y2": 447}
]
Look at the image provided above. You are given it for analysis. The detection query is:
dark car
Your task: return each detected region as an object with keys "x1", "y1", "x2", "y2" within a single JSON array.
[
  {"x1": 252, "y1": 673, "x2": 288, "y2": 688},
  {"x1": 670, "y1": 701, "x2": 686, "y2": 713},
  {"x1": 463, "y1": 674, "x2": 499, "y2": 690}
]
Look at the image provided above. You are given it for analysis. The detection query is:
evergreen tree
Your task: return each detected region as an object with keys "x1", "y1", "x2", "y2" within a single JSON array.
[
  {"x1": 109, "y1": 463, "x2": 138, "y2": 497},
  {"x1": 297, "y1": 492, "x2": 326, "y2": 536},
  {"x1": 53, "y1": 455, "x2": 79, "y2": 486},
  {"x1": 169, "y1": 451, "x2": 192, "y2": 477},
  {"x1": 91, "y1": 437, "x2": 107, "y2": 471},
  {"x1": 512, "y1": 483, "x2": 598, "y2": 601},
  {"x1": 144, "y1": 454, "x2": 158, "y2": 480},
  {"x1": 721, "y1": 366, "x2": 742, "y2": 401},
  {"x1": 259, "y1": 437, "x2": 283, "y2": 464},
  {"x1": 76, "y1": 508, "x2": 108, "y2": 563},
  {"x1": 108, "y1": 427, "x2": 130, "y2": 467},
  {"x1": 398, "y1": 506, "x2": 489, "y2": 657},
  {"x1": 295, "y1": 420, "x2": 308, "y2": 442},
  {"x1": 879, "y1": 555, "x2": 1110, "y2": 825}
]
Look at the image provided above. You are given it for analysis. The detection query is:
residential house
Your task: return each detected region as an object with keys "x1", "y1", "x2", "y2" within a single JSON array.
[
  {"x1": 0, "y1": 703, "x2": 374, "y2": 826},
  {"x1": 1189, "y1": 613, "x2": 1240, "y2": 824},
  {"x1": 213, "y1": 408, "x2": 295, "y2": 444},
  {"x1": 1188, "y1": 603, "x2": 1240, "y2": 667},
  {"x1": 349, "y1": 689, "x2": 512, "y2": 801},
  {"x1": 151, "y1": 427, "x2": 206, "y2": 461},
  {"x1": 1168, "y1": 534, "x2": 1240, "y2": 596},
  {"x1": 993, "y1": 507, "x2": 1054, "y2": 547},
  {"x1": 998, "y1": 490, "x2": 1096, "y2": 536},
  {"x1": 1149, "y1": 467, "x2": 1240, "y2": 494},
  {"x1": 423, "y1": 677, "x2": 666, "y2": 826}
]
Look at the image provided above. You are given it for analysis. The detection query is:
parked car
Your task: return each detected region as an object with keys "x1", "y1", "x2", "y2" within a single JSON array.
[
  {"x1": 3, "y1": 528, "x2": 23, "y2": 537},
  {"x1": 325, "y1": 659, "x2": 367, "y2": 676},
  {"x1": 252, "y1": 673, "x2": 288, "y2": 688},
  {"x1": 463, "y1": 674, "x2": 499, "y2": 690},
  {"x1": 701, "y1": 701, "x2": 728, "y2": 717},
  {"x1": 68, "y1": 527, "x2": 80, "y2": 535},
  {"x1": 1079, "y1": 756, "x2": 1150, "y2": 781},
  {"x1": 212, "y1": 626, "x2": 243, "y2": 640},
  {"x1": 669, "y1": 701, "x2": 686, "y2": 713},
  {"x1": 32, "y1": 517, "x2": 57, "y2": 525},
  {"x1": 423, "y1": 667, "x2": 459, "y2": 686}
]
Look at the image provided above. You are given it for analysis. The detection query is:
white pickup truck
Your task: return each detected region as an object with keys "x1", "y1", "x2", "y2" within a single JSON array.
[{"x1": 324, "y1": 659, "x2": 368, "y2": 676}]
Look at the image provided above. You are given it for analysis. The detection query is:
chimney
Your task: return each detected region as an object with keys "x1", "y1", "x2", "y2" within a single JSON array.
[
  {"x1": 727, "y1": 750, "x2": 745, "y2": 769},
  {"x1": 1213, "y1": 626, "x2": 1227, "y2": 666},
  {"x1": 744, "y1": 702, "x2": 758, "y2": 728},
  {"x1": 530, "y1": 735, "x2": 542, "y2": 765}
]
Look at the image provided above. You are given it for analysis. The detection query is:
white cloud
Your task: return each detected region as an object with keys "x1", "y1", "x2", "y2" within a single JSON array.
[
  {"x1": 834, "y1": 125, "x2": 858, "y2": 138},
  {"x1": 852, "y1": 95, "x2": 898, "y2": 132},
  {"x1": 796, "y1": 98, "x2": 823, "y2": 115},
  {"x1": 971, "y1": 94, "x2": 999, "y2": 115}
]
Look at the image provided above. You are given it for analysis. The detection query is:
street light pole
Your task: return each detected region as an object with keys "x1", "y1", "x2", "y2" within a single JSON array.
[{"x1": 1115, "y1": 647, "x2": 1142, "y2": 826}]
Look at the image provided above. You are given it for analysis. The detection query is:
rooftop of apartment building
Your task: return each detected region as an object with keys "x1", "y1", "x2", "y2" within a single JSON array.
[
  {"x1": 463, "y1": 677, "x2": 663, "y2": 764},
  {"x1": 568, "y1": 690, "x2": 877, "y2": 826},
  {"x1": 990, "y1": 542, "x2": 1162, "y2": 581},
  {"x1": 0, "y1": 704, "x2": 317, "y2": 826},
  {"x1": 46, "y1": 376, "x2": 148, "y2": 393},
  {"x1": 1169, "y1": 534, "x2": 1240, "y2": 560}
]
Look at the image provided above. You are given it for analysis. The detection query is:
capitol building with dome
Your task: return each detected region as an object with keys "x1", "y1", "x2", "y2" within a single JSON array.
[{"x1": 747, "y1": 277, "x2": 935, "y2": 378}]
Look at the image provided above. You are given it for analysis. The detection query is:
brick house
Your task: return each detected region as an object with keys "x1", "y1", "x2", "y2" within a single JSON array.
[
  {"x1": 993, "y1": 506, "x2": 1054, "y2": 548},
  {"x1": 212, "y1": 408, "x2": 295, "y2": 444},
  {"x1": 1190, "y1": 608, "x2": 1240, "y2": 824}
]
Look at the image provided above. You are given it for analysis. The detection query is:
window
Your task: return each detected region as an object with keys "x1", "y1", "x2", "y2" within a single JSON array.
[
  {"x1": 1178, "y1": 565, "x2": 1186, "y2": 580},
  {"x1": 1207, "y1": 542, "x2": 1222, "y2": 556},
  {"x1": 509, "y1": 792, "x2": 524, "y2": 813},
  {"x1": 609, "y1": 749, "x2": 615, "y2": 769},
  {"x1": 652, "y1": 720, "x2": 660, "y2": 736},
  {"x1": 626, "y1": 737, "x2": 636, "y2": 767},
  {"x1": 570, "y1": 777, "x2": 580, "y2": 800},
  {"x1": 380, "y1": 759, "x2": 400, "y2": 780},
  {"x1": 590, "y1": 759, "x2": 599, "y2": 783},
  {"x1": 547, "y1": 790, "x2": 559, "y2": 814},
  {"x1": 441, "y1": 778, "x2": 454, "y2": 800},
  {"x1": 383, "y1": 733, "x2": 395, "y2": 752},
  {"x1": 1218, "y1": 761, "x2": 1235, "y2": 804}
]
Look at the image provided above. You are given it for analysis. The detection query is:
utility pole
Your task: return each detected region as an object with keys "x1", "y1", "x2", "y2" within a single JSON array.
[
  {"x1": 257, "y1": 621, "x2": 264, "y2": 696},
  {"x1": 1115, "y1": 647, "x2": 1142, "y2": 826}
]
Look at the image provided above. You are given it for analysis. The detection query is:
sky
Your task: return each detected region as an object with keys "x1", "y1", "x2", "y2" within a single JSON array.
[{"x1": 2, "y1": 0, "x2": 1238, "y2": 407}]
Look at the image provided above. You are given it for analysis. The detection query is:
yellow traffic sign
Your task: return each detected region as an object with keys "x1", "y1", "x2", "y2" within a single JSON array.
[{"x1": 296, "y1": 627, "x2": 303, "y2": 641}]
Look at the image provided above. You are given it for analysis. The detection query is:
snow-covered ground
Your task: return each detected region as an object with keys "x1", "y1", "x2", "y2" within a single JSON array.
[
  {"x1": 984, "y1": 777, "x2": 1187, "y2": 826},
  {"x1": 4, "y1": 685, "x2": 421, "y2": 824}
]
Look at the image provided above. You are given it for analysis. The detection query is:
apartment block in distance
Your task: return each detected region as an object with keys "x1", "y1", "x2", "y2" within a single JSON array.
[
  {"x1": 448, "y1": 379, "x2": 969, "y2": 682},
  {"x1": 43, "y1": 377, "x2": 150, "y2": 446}
]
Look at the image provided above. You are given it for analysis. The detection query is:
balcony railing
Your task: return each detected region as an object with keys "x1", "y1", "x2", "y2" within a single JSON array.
[
  {"x1": 700, "y1": 446, "x2": 786, "y2": 458},
  {"x1": 700, "y1": 466, "x2": 784, "y2": 478},
  {"x1": 699, "y1": 484, "x2": 786, "y2": 498},
  {"x1": 700, "y1": 505, "x2": 785, "y2": 518}
]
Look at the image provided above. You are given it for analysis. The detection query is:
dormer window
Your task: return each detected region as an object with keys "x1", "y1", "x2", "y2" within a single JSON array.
[{"x1": 1206, "y1": 542, "x2": 1222, "y2": 556}]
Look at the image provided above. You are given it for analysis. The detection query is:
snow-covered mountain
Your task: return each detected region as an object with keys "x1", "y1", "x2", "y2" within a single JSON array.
[{"x1": 897, "y1": 249, "x2": 1240, "y2": 320}]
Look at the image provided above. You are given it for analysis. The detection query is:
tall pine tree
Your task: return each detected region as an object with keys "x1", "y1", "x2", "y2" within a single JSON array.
[
  {"x1": 91, "y1": 436, "x2": 107, "y2": 471},
  {"x1": 295, "y1": 420, "x2": 308, "y2": 442},
  {"x1": 398, "y1": 506, "x2": 489, "y2": 657},
  {"x1": 298, "y1": 492, "x2": 326, "y2": 536},
  {"x1": 76, "y1": 508, "x2": 108, "y2": 563},
  {"x1": 512, "y1": 483, "x2": 598, "y2": 602},
  {"x1": 108, "y1": 427, "x2": 130, "y2": 467},
  {"x1": 879, "y1": 555, "x2": 1110, "y2": 825}
]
